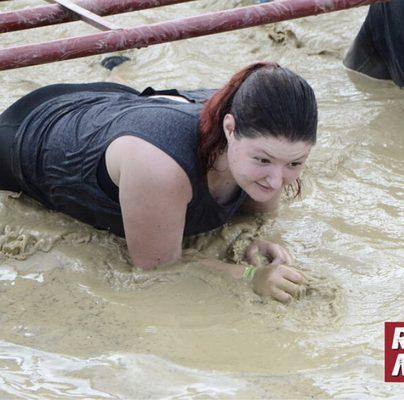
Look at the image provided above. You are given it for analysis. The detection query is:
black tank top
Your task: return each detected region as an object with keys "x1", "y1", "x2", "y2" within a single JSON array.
[
  {"x1": 96, "y1": 86, "x2": 213, "y2": 203},
  {"x1": 7, "y1": 83, "x2": 247, "y2": 236}
]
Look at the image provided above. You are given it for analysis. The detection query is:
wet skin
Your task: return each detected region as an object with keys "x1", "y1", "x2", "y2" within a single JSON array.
[{"x1": 208, "y1": 113, "x2": 312, "y2": 205}]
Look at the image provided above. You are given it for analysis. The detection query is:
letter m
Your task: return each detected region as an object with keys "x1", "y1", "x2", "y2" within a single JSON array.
[{"x1": 392, "y1": 354, "x2": 404, "y2": 377}]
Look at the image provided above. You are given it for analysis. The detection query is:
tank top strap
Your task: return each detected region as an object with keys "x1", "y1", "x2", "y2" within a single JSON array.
[{"x1": 139, "y1": 87, "x2": 216, "y2": 104}]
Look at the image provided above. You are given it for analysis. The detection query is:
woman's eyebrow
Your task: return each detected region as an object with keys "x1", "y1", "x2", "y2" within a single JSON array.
[{"x1": 259, "y1": 149, "x2": 308, "y2": 162}]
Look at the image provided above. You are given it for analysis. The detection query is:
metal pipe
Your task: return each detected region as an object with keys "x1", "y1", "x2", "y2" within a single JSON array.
[
  {"x1": 44, "y1": 0, "x2": 122, "y2": 31},
  {"x1": 0, "y1": 0, "x2": 386, "y2": 71},
  {"x1": 0, "y1": 0, "x2": 193, "y2": 33}
]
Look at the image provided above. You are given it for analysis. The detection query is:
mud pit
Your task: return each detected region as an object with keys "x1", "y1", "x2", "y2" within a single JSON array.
[{"x1": 0, "y1": 1, "x2": 403, "y2": 398}]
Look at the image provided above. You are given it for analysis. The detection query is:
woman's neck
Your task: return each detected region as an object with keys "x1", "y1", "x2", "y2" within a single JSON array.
[{"x1": 207, "y1": 151, "x2": 239, "y2": 205}]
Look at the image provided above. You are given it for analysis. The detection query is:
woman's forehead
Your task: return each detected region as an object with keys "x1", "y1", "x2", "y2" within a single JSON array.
[{"x1": 241, "y1": 136, "x2": 312, "y2": 160}]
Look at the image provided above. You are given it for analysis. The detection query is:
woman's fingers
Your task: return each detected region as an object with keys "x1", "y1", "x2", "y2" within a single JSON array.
[
  {"x1": 245, "y1": 240, "x2": 294, "y2": 268},
  {"x1": 270, "y1": 287, "x2": 292, "y2": 304},
  {"x1": 282, "y1": 265, "x2": 305, "y2": 285},
  {"x1": 278, "y1": 278, "x2": 301, "y2": 298},
  {"x1": 261, "y1": 242, "x2": 293, "y2": 265},
  {"x1": 251, "y1": 264, "x2": 307, "y2": 303},
  {"x1": 281, "y1": 248, "x2": 294, "y2": 265},
  {"x1": 271, "y1": 264, "x2": 306, "y2": 300},
  {"x1": 244, "y1": 243, "x2": 261, "y2": 267}
]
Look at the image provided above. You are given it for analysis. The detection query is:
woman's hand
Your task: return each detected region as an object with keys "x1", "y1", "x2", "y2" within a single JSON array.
[
  {"x1": 244, "y1": 239, "x2": 293, "y2": 267},
  {"x1": 244, "y1": 240, "x2": 305, "y2": 303},
  {"x1": 251, "y1": 263, "x2": 306, "y2": 304}
]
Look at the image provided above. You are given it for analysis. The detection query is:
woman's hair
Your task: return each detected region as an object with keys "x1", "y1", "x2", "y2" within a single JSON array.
[{"x1": 198, "y1": 62, "x2": 318, "y2": 177}]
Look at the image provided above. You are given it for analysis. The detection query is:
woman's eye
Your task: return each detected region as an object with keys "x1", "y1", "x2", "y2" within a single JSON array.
[
  {"x1": 255, "y1": 157, "x2": 271, "y2": 164},
  {"x1": 288, "y1": 162, "x2": 302, "y2": 168}
]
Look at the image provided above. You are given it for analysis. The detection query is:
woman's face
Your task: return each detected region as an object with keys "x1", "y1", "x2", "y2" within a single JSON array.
[{"x1": 223, "y1": 115, "x2": 313, "y2": 202}]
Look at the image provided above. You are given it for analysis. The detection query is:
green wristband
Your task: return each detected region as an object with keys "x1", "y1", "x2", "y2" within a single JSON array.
[{"x1": 243, "y1": 265, "x2": 257, "y2": 281}]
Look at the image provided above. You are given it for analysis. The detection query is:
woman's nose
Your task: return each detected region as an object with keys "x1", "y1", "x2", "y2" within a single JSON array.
[{"x1": 265, "y1": 166, "x2": 283, "y2": 190}]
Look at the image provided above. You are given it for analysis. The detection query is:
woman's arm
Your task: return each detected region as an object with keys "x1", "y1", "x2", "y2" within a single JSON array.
[
  {"x1": 111, "y1": 136, "x2": 261, "y2": 278},
  {"x1": 198, "y1": 259, "x2": 245, "y2": 280},
  {"x1": 114, "y1": 136, "x2": 192, "y2": 269},
  {"x1": 112, "y1": 136, "x2": 305, "y2": 302}
]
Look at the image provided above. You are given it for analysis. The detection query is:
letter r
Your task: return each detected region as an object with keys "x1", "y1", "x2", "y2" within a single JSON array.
[{"x1": 392, "y1": 327, "x2": 404, "y2": 350}]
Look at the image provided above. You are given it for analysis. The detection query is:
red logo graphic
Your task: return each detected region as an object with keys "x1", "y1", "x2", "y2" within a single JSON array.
[{"x1": 385, "y1": 322, "x2": 404, "y2": 382}]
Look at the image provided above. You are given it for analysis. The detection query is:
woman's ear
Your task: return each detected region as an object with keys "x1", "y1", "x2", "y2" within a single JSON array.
[{"x1": 223, "y1": 114, "x2": 236, "y2": 142}]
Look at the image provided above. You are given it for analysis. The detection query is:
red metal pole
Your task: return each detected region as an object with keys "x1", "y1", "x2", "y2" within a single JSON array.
[
  {"x1": 0, "y1": 0, "x2": 193, "y2": 33},
  {"x1": 0, "y1": 0, "x2": 386, "y2": 71},
  {"x1": 44, "y1": 0, "x2": 122, "y2": 31}
]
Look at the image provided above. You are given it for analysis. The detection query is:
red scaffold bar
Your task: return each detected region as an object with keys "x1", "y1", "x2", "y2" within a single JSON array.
[
  {"x1": 45, "y1": 0, "x2": 122, "y2": 31},
  {"x1": 0, "y1": 0, "x2": 193, "y2": 33},
  {"x1": 0, "y1": 0, "x2": 387, "y2": 71}
]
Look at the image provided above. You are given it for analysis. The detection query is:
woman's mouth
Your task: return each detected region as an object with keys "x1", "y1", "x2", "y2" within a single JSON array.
[{"x1": 256, "y1": 182, "x2": 273, "y2": 192}]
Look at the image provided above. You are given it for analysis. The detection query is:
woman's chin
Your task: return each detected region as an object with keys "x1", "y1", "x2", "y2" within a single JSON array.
[{"x1": 245, "y1": 182, "x2": 277, "y2": 202}]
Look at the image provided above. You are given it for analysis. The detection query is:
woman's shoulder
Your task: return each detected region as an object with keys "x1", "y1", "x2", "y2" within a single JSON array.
[{"x1": 107, "y1": 135, "x2": 193, "y2": 200}]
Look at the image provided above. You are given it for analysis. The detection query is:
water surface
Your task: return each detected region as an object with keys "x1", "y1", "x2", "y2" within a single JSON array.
[{"x1": 0, "y1": 1, "x2": 403, "y2": 398}]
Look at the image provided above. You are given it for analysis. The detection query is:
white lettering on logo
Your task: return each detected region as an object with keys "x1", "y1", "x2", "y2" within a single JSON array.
[
  {"x1": 392, "y1": 327, "x2": 404, "y2": 350},
  {"x1": 392, "y1": 354, "x2": 404, "y2": 377}
]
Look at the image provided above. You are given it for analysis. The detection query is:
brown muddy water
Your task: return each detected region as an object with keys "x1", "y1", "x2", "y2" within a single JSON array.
[{"x1": 0, "y1": 1, "x2": 403, "y2": 399}]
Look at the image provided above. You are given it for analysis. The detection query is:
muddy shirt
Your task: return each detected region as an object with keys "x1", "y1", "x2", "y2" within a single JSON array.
[{"x1": 6, "y1": 83, "x2": 247, "y2": 236}]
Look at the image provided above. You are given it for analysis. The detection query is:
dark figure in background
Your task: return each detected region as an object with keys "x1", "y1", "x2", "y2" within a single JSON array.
[{"x1": 344, "y1": 0, "x2": 404, "y2": 87}]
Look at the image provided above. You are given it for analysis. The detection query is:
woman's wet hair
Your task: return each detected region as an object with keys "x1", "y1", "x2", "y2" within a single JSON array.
[{"x1": 198, "y1": 62, "x2": 318, "y2": 175}]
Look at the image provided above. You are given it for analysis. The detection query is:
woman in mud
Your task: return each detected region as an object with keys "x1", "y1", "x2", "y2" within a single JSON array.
[{"x1": 0, "y1": 62, "x2": 317, "y2": 303}]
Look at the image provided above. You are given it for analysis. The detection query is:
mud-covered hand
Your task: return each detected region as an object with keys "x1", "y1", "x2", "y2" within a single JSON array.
[
  {"x1": 244, "y1": 240, "x2": 293, "y2": 267},
  {"x1": 251, "y1": 263, "x2": 306, "y2": 304}
]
